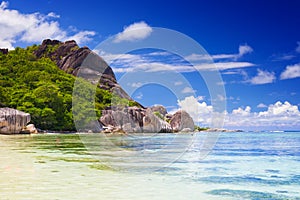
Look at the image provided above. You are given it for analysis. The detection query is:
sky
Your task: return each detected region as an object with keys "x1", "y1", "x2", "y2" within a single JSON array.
[{"x1": 1, "y1": 0, "x2": 300, "y2": 131}]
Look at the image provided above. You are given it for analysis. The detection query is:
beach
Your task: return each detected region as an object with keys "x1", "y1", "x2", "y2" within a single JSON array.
[{"x1": 0, "y1": 132, "x2": 299, "y2": 200}]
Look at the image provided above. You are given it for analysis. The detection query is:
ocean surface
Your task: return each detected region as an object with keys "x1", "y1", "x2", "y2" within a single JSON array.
[{"x1": 0, "y1": 131, "x2": 299, "y2": 200}]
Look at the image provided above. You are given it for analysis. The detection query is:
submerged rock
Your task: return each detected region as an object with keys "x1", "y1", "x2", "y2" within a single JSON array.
[{"x1": 0, "y1": 108, "x2": 31, "y2": 134}]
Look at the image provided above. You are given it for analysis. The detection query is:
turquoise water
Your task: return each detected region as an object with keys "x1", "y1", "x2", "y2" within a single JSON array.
[{"x1": 0, "y1": 132, "x2": 299, "y2": 199}]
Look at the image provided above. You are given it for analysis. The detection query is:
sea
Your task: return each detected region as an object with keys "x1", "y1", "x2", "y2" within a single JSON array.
[{"x1": 0, "y1": 131, "x2": 299, "y2": 200}]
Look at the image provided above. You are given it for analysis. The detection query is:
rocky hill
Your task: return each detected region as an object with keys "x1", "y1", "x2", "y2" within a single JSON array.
[
  {"x1": 33, "y1": 39, "x2": 131, "y2": 100},
  {"x1": 0, "y1": 39, "x2": 194, "y2": 133}
]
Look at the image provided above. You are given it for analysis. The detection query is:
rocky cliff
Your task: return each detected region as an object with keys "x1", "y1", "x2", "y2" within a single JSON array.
[
  {"x1": 34, "y1": 39, "x2": 131, "y2": 99},
  {"x1": 0, "y1": 108, "x2": 31, "y2": 134}
]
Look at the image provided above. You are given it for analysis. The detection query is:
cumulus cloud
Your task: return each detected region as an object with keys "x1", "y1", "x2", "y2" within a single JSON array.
[
  {"x1": 181, "y1": 87, "x2": 196, "y2": 94},
  {"x1": 258, "y1": 101, "x2": 299, "y2": 116},
  {"x1": 238, "y1": 44, "x2": 253, "y2": 58},
  {"x1": 226, "y1": 101, "x2": 300, "y2": 130},
  {"x1": 176, "y1": 96, "x2": 300, "y2": 130},
  {"x1": 257, "y1": 103, "x2": 267, "y2": 108},
  {"x1": 177, "y1": 96, "x2": 214, "y2": 125},
  {"x1": 248, "y1": 69, "x2": 276, "y2": 85},
  {"x1": 232, "y1": 106, "x2": 251, "y2": 116},
  {"x1": 127, "y1": 82, "x2": 143, "y2": 88},
  {"x1": 280, "y1": 63, "x2": 300, "y2": 80},
  {"x1": 0, "y1": 1, "x2": 95, "y2": 49},
  {"x1": 174, "y1": 81, "x2": 183, "y2": 86},
  {"x1": 114, "y1": 21, "x2": 152, "y2": 43}
]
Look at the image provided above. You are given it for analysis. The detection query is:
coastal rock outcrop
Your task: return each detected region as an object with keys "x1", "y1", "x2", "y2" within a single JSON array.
[
  {"x1": 143, "y1": 108, "x2": 172, "y2": 133},
  {"x1": 170, "y1": 110, "x2": 194, "y2": 132},
  {"x1": 100, "y1": 106, "x2": 194, "y2": 133},
  {"x1": 100, "y1": 106, "x2": 173, "y2": 133},
  {"x1": 0, "y1": 108, "x2": 31, "y2": 134},
  {"x1": 150, "y1": 105, "x2": 167, "y2": 116}
]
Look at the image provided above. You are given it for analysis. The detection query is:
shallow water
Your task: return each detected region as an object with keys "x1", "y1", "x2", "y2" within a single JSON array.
[{"x1": 0, "y1": 132, "x2": 299, "y2": 200}]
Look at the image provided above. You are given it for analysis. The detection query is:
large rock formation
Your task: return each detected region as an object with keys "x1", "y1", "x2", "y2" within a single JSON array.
[
  {"x1": 32, "y1": 39, "x2": 194, "y2": 133},
  {"x1": 150, "y1": 105, "x2": 167, "y2": 116},
  {"x1": 0, "y1": 108, "x2": 31, "y2": 134},
  {"x1": 100, "y1": 106, "x2": 196, "y2": 133},
  {"x1": 100, "y1": 106, "x2": 173, "y2": 133},
  {"x1": 34, "y1": 39, "x2": 131, "y2": 99},
  {"x1": 170, "y1": 110, "x2": 195, "y2": 132}
]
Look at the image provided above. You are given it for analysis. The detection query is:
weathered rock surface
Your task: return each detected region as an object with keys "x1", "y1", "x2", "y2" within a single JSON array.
[
  {"x1": 170, "y1": 110, "x2": 194, "y2": 132},
  {"x1": 0, "y1": 108, "x2": 31, "y2": 134},
  {"x1": 150, "y1": 105, "x2": 167, "y2": 116},
  {"x1": 100, "y1": 106, "x2": 145, "y2": 133},
  {"x1": 100, "y1": 106, "x2": 196, "y2": 133},
  {"x1": 143, "y1": 108, "x2": 172, "y2": 133},
  {"x1": 34, "y1": 39, "x2": 131, "y2": 99},
  {"x1": 21, "y1": 124, "x2": 38, "y2": 134},
  {"x1": 100, "y1": 106, "x2": 173, "y2": 133}
]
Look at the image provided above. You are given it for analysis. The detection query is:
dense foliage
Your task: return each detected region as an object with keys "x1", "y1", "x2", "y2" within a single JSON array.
[{"x1": 0, "y1": 45, "x2": 122, "y2": 131}]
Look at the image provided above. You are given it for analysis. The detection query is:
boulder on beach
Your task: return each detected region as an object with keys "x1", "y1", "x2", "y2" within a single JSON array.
[
  {"x1": 170, "y1": 110, "x2": 194, "y2": 132},
  {"x1": 21, "y1": 124, "x2": 38, "y2": 134},
  {"x1": 0, "y1": 108, "x2": 31, "y2": 134}
]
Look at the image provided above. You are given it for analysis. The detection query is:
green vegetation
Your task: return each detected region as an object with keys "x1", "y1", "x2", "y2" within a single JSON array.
[
  {"x1": 153, "y1": 111, "x2": 164, "y2": 120},
  {"x1": 194, "y1": 125, "x2": 209, "y2": 131},
  {"x1": 0, "y1": 45, "x2": 133, "y2": 131}
]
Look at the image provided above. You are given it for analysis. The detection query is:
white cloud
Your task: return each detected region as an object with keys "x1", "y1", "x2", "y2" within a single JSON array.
[
  {"x1": 127, "y1": 82, "x2": 143, "y2": 88},
  {"x1": 101, "y1": 46, "x2": 255, "y2": 73},
  {"x1": 258, "y1": 101, "x2": 299, "y2": 116},
  {"x1": 232, "y1": 106, "x2": 251, "y2": 116},
  {"x1": 280, "y1": 63, "x2": 300, "y2": 80},
  {"x1": 114, "y1": 21, "x2": 152, "y2": 43},
  {"x1": 226, "y1": 101, "x2": 300, "y2": 130},
  {"x1": 47, "y1": 12, "x2": 60, "y2": 18},
  {"x1": 181, "y1": 87, "x2": 196, "y2": 94},
  {"x1": 296, "y1": 41, "x2": 300, "y2": 53},
  {"x1": 135, "y1": 92, "x2": 143, "y2": 100},
  {"x1": 216, "y1": 81, "x2": 226, "y2": 86},
  {"x1": 238, "y1": 44, "x2": 253, "y2": 57},
  {"x1": 257, "y1": 103, "x2": 267, "y2": 108},
  {"x1": 185, "y1": 44, "x2": 253, "y2": 62},
  {"x1": 248, "y1": 69, "x2": 276, "y2": 85},
  {"x1": 0, "y1": 2, "x2": 95, "y2": 49},
  {"x1": 66, "y1": 30, "x2": 96, "y2": 44},
  {"x1": 177, "y1": 96, "x2": 213, "y2": 125},
  {"x1": 196, "y1": 96, "x2": 205, "y2": 101},
  {"x1": 176, "y1": 96, "x2": 300, "y2": 130},
  {"x1": 174, "y1": 81, "x2": 183, "y2": 86},
  {"x1": 272, "y1": 54, "x2": 296, "y2": 61},
  {"x1": 185, "y1": 54, "x2": 211, "y2": 61},
  {"x1": 203, "y1": 62, "x2": 255, "y2": 71},
  {"x1": 111, "y1": 59, "x2": 255, "y2": 73}
]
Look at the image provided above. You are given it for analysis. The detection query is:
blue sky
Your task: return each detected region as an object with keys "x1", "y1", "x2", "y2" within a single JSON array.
[{"x1": 1, "y1": 0, "x2": 300, "y2": 130}]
